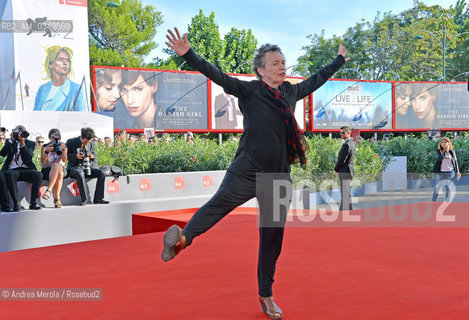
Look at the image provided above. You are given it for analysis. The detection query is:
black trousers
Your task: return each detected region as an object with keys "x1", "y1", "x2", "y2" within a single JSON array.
[
  {"x1": 4, "y1": 168, "x2": 42, "y2": 205},
  {"x1": 68, "y1": 168, "x2": 106, "y2": 202},
  {"x1": 182, "y1": 154, "x2": 289, "y2": 297},
  {"x1": 339, "y1": 173, "x2": 352, "y2": 211},
  {"x1": 0, "y1": 172, "x2": 10, "y2": 210}
]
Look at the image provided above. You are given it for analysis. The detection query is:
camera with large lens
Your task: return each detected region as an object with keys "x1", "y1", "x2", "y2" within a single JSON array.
[
  {"x1": 12, "y1": 127, "x2": 29, "y2": 141},
  {"x1": 51, "y1": 138, "x2": 63, "y2": 155},
  {"x1": 82, "y1": 149, "x2": 91, "y2": 176}
]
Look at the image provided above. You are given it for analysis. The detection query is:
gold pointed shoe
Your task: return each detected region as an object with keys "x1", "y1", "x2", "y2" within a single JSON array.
[
  {"x1": 161, "y1": 225, "x2": 186, "y2": 262},
  {"x1": 259, "y1": 296, "x2": 283, "y2": 319}
]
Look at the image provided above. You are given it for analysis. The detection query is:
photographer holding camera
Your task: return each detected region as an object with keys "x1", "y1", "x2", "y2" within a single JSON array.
[
  {"x1": 0, "y1": 125, "x2": 42, "y2": 211},
  {"x1": 41, "y1": 128, "x2": 68, "y2": 208},
  {"x1": 66, "y1": 127, "x2": 109, "y2": 206},
  {"x1": 0, "y1": 127, "x2": 8, "y2": 211}
]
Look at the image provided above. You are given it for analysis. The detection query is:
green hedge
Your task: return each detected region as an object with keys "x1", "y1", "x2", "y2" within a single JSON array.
[
  {"x1": 291, "y1": 136, "x2": 386, "y2": 190},
  {"x1": 3, "y1": 135, "x2": 466, "y2": 189},
  {"x1": 0, "y1": 136, "x2": 384, "y2": 191},
  {"x1": 96, "y1": 137, "x2": 386, "y2": 189},
  {"x1": 373, "y1": 136, "x2": 469, "y2": 178},
  {"x1": 96, "y1": 137, "x2": 238, "y2": 174}
]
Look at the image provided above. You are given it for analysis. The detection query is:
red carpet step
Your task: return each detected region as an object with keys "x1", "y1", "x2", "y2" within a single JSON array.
[{"x1": 1, "y1": 204, "x2": 469, "y2": 319}]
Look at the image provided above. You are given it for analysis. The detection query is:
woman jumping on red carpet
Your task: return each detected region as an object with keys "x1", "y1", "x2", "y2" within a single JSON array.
[{"x1": 161, "y1": 27, "x2": 349, "y2": 320}]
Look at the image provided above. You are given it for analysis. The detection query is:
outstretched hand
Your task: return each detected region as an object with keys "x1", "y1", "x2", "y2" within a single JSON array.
[
  {"x1": 165, "y1": 27, "x2": 190, "y2": 57},
  {"x1": 338, "y1": 44, "x2": 350, "y2": 62}
]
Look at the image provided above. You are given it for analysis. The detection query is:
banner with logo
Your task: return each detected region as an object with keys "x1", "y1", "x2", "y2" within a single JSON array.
[
  {"x1": 210, "y1": 75, "x2": 306, "y2": 132},
  {"x1": 394, "y1": 82, "x2": 469, "y2": 130},
  {"x1": 0, "y1": 0, "x2": 90, "y2": 112},
  {"x1": 93, "y1": 67, "x2": 208, "y2": 131},
  {"x1": 311, "y1": 80, "x2": 393, "y2": 130}
]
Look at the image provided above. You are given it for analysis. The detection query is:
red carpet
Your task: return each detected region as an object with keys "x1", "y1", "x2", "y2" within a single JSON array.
[{"x1": 1, "y1": 204, "x2": 469, "y2": 319}]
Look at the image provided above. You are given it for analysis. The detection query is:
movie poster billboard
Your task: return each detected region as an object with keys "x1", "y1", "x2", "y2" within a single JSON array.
[
  {"x1": 311, "y1": 80, "x2": 393, "y2": 130},
  {"x1": 395, "y1": 82, "x2": 469, "y2": 130},
  {"x1": 93, "y1": 67, "x2": 208, "y2": 131},
  {"x1": 210, "y1": 75, "x2": 306, "y2": 131},
  {"x1": 210, "y1": 75, "x2": 252, "y2": 131},
  {"x1": 0, "y1": 0, "x2": 90, "y2": 111},
  {"x1": 0, "y1": 0, "x2": 15, "y2": 110}
]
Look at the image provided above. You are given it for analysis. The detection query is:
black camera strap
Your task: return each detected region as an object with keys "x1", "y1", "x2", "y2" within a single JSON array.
[{"x1": 14, "y1": 143, "x2": 24, "y2": 167}]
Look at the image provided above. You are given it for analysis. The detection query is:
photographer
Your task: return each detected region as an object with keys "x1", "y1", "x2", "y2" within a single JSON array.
[
  {"x1": 41, "y1": 129, "x2": 67, "y2": 208},
  {"x1": 36, "y1": 136, "x2": 45, "y2": 149},
  {"x1": 0, "y1": 128, "x2": 9, "y2": 211},
  {"x1": 66, "y1": 127, "x2": 109, "y2": 206},
  {"x1": 0, "y1": 125, "x2": 42, "y2": 211},
  {"x1": 0, "y1": 128, "x2": 6, "y2": 146},
  {"x1": 0, "y1": 172, "x2": 10, "y2": 212}
]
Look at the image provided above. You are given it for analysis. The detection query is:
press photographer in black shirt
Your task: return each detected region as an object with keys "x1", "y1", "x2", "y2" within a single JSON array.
[
  {"x1": 0, "y1": 125, "x2": 42, "y2": 211},
  {"x1": 0, "y1": 127, "x2": 8, "y2": 211},
  {"x1": 66, "y1": 127, "x2": 109, "y2": 206},
  {"x1": 0, "y1": 172, "x2": 9, "y2": 212}
]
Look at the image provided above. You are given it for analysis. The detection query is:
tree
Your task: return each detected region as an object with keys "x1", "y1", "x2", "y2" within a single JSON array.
[
  {"x1": 144, "y1": 57, "x2": 178, "y2": 70},
  {"x1": 297, "y1": 1, "x2": 468, "y2": 81},
  {"x1": 88, "y1": 0, "x2": 163, "y2": 67},
  {"x1": 162, "y1": 10, "x2": 222, "y2": 71},
  {"x1": 445, "y1": 0, "x2": 469, "y2": 81},
  {"x1": 219, "y1": 28, "x2": 257, "y2": 73},
  {"x1": 297, "y1": 30, "x2": 342, "y2": 77},
  {"x1": 402, "y1": 1, "x2": 463, "y2": 81},
  {"x1": 187, "y1": 10, "x2": 224, "y2": 67},
  {"x1": 162, "y1": 10, "x2": 257, "y2": 74}
]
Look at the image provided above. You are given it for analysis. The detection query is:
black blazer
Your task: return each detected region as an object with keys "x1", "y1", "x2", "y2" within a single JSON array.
[
  {"x1": 433, "y1": 149, "x2": 460, "y2": 174},
  {"x1": 65, "y1": 136, "x2": 99, "y2": 170},
  {"x1": 335, "y1": 138, "x2": 355, "y2": 177},
  {"x1": 0, "y1": 139, "x2": 37, "y2": 172}
]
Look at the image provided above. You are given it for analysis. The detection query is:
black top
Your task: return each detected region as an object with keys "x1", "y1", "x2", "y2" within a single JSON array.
[
  {"x1": 433, "y1": 149, "x2": 460, "y2": 174},
  {"x1": 335, "y1": 138, "x2": 356, "y2": 176},
  {"x1": 0, "y1": 139, "x2": 37, "y2": 171},
  {"x1": 65, "y1": 136, "x2": 99, "y2": 170},
  {"x1": 183, "y1": 48, "x2": 345, "y2": 172}
]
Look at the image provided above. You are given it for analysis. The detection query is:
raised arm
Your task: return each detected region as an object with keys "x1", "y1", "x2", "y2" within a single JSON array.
[
  {"x1": 165, "y1": 28, "x2": 191, "y2": 56},
  {"x1": 435, "y1": 149, "x2": 445, "y2": 161},
  {"x1": 337, "y1": 44, "x2": 350, "y2": 62},
  {"x1": 291, "y1": 44, "x2": 350, "y2": 101},
  {"x1": 165, "y1": 27, "x2": 250, "y2": 98}
]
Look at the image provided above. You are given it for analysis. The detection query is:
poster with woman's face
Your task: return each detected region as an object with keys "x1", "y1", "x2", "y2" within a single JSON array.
[
  {"x1": 94, "y1": 67, "x2": 208, "y2": 130},
  {"x1": 95, "y1": 69, "x2": 122, "y2": 112},
  {"x1": 395, "y1": 82, "x2": 469, "y2": 129}
]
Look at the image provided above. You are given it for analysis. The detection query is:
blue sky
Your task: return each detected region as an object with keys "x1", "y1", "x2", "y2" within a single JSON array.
[{"x1": 142, "y1": 0, "x2": 460, "y2": 67}]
